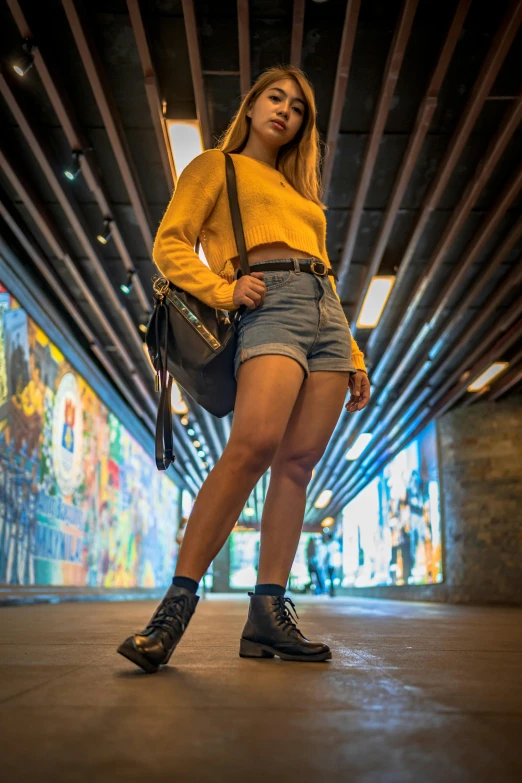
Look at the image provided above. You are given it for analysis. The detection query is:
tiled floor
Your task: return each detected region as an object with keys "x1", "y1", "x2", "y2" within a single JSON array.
[{"x1": 1, "y1": 594, "x2": 521, "y2": 782}]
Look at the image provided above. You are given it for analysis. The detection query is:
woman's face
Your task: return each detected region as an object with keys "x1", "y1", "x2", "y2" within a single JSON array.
[{"x1": 247, "y1": 78, "x2": 306, "y2": 147}]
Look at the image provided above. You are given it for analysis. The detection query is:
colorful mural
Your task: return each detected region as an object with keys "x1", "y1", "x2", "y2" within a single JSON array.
[
  {"x1": 0, "y1": 282, "x2": 180, "y2": 587},
  {"x1": 342, "y1": 421, "x2": 442, "y2": 587}
]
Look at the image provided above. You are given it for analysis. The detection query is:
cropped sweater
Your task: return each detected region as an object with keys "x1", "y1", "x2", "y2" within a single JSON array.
[{"x1": 152, "y1": 149, "x2": 366, "y2": 372}]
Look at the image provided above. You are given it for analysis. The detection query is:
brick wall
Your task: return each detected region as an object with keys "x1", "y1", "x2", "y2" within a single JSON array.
[{"x1": 436, "y1": 395, "x2": 522, "y2": 605}]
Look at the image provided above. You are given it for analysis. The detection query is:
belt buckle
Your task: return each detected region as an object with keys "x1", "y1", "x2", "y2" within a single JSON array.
[{"x1": 310, "y1": 260, "x2": 327, "y2": 276}]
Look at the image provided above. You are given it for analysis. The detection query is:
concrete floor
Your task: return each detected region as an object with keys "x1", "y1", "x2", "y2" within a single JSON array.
[{"x1": 0, "y1": 595, "x2": 521, "y2": 783}]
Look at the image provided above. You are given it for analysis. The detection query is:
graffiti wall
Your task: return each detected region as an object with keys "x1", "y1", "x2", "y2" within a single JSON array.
[
  {"x1": 342, "y1": 421, "x2": 442, "y2": 587},
  {"x1": 0, "y1": 283, "x2": 180, "y2": 587}
]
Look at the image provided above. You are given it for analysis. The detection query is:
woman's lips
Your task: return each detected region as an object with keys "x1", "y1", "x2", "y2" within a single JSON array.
[{"x1": 271, "y1": 121, "x2": 285, "y2": 131}]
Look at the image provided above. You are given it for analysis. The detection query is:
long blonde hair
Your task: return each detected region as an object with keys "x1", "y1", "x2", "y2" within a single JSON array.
[{"x1": 215, "y1": 65, "x2": 326, "y2": 210}]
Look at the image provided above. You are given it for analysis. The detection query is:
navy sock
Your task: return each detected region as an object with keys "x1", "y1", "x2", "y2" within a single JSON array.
[
  {"x1": 172, "y1": 575, "x2": 199, "y2": 594},
  {"x1": 254, "y1": 583, "x2": 286, "y2": 596}
]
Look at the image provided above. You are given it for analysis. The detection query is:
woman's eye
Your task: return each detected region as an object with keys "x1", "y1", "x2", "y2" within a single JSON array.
[{"x1": 269, "y1": 96, "x2": 302, "y2": 114}]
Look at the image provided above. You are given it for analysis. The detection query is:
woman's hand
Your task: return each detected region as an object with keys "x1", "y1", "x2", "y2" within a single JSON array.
[
  {"x1": 233, "y1": 271, "x2": 266, "y2": 310},
  {"x1": 345, "y1": 371, "x2": 371, "y2": 413}
]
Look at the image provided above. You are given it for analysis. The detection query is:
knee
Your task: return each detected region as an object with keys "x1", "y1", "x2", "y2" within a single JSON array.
[
  {"x1": 224, "y1": 437, "x2": 279, "y2": 475},
  {"x1": 277, "y1": 451, "x2": 318, "y2": 487}
]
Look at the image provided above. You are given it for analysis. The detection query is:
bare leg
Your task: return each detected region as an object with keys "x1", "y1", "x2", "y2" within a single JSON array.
[
  {"x1": 175, "y1": 355, "x2": 305, "y2": 581},
  {"x1": 174, "y1": 451, "x2": 268, "y2": 581},
  {"x1": 257, "y1": 371, "x2": 350, "y2": 586}
]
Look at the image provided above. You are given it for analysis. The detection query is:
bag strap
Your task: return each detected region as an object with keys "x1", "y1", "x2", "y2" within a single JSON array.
[
  {"x1": 154, "y1": 299, "x2": 175, "y2": 469},
  {"x1": 223, "y1": 152, "x2": 251, "y2": 277},
  {"x1": 194, "y1": 151, "x2": 251, "y2": 279},
  {"x1": 157, "y1": 152, "x2": 247, "y2": 470}
]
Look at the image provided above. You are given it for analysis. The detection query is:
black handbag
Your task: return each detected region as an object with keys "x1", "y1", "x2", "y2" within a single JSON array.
[{"x1": 146, "y1": 152, "x2": 251, "y2": 470}]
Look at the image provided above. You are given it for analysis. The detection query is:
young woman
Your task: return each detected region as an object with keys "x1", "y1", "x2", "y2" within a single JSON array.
[{"x1": 117, "y1": 65, "x2": 371, "y2": 673}]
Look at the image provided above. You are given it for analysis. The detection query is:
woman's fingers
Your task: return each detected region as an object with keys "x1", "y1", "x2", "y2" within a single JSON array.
[{"x1": 346, "y1": 372, "x2": 371, "y2": 413}]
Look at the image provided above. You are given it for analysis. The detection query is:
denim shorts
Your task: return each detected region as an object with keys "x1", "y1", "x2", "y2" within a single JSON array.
[{"x1": 233, "y1": 257, "x2": 357, "y2": 381}]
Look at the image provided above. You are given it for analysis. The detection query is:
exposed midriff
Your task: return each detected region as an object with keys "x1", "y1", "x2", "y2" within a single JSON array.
[{"x1": 229, "y1": 242, "x2": 317, "y2": 271}]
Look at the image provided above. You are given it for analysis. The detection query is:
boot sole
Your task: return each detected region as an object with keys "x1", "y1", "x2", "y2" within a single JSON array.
[
  {"x1": 117, "y1": 640, "x2": 163, "y2": 674},
  {"x1": 239, "y1": 637, "x2": 332, "y2": 662}
]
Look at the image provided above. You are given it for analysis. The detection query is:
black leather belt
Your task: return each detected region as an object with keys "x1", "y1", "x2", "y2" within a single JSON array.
[{"x1": 248, "y1": 259, "x2": 338, "y2": 281}]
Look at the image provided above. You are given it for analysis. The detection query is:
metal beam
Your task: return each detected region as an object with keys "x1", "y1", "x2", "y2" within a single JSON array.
[
  {"x1": 6, "y1": 0, "x2": 152, "y2": 318},
  {"x1": 290, "y1": 0, "x2": 306, "y2": 69},
  {"x1": 367, "y1": 96, "x2": 522, "y2": 361},
  {"x1": 237, "y1": 0, "x2": 251, "y2": 99},
  {"x1": 127, "y1": 0, "x2": 175, "y2": 193},
  {"x1": 309, "y1": 204, "x2": 522, "y2": 504},
  {"x1": 350, "y1": 0, "x2": 472, "y2": 329},
  {"x1": 363, "y1": 0, "x2": 522, "y2": 357},
  {"x1": 332, "y1": 258, "x2": 522, "y2": 506},
  {"x1": 321, "y1": 0, "x2": 361, "y2": 203},
  {"x1": 310, "y1": 87, "x2": 522, "y2": 500},
  {"x1": 336, "y1": 0, "x2": 419, "y2": 293},
  {"x1": 0, "y1": 67, "x2": 153, "y2": 376},
  {"x1": 62, "y1": 0, "x2": 156, "y2": 252},
  {"x1": 333, "y1": 312, "x2": 522, "y2": 513},
  {"x1": 181, "y1": 0, "x2": 212, "y2": 150}
]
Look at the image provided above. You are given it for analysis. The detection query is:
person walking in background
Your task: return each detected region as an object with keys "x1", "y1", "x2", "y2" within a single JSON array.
[
  {"x1": 322, "y1": 530, "x2": 341, "y2": 597},
  {"x1": 306, "y1": 534, "x2": 325, "y2": 595}
]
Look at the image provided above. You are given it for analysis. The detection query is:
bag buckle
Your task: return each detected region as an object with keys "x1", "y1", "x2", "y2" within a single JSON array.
[
  {"x1": 310, "y1": 260, "x2": 328, "y2": 276},
  {"x1": 152, "y1": 275, "x2": 170, "y2": 297}
]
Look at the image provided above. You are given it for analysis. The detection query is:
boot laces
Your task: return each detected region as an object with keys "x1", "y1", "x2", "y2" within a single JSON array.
[
  {"x1": 146, "y1": 593, "x2": 191, "y2": 639},
  {"x1": 274, "y1": 596, "x2": 301, "y2": 634}
]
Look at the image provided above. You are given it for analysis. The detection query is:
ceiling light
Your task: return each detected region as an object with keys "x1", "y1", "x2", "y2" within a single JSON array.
[
  {"x1": 97, "y1": 219, "x2": 112, "y2": 245},
  {"x1": 314, "y1": 489, "x2": 332, "y2": 509},
  {"x1": 120, "y1": 269, "x2": 135, "y2": 295},
  {"x1": 244, "y1": 507, "x2": 255, "y2": 517},
  {"x1": 138, "y1": 323, "x2": 147, "y2": 334},
  {"x1": 346, "y1": 432, "x2": 373, "y2": 460},
  {"x1": 320, "y1": 517, "x2": 335, "y2": 527},
  {"x1": 467, "y1": 362, "x2": 509, "y2": 392},
  {"x1": 193, "y1": 440, "x2": 200, "y2": 448},
  {"x1": 180, "y1": 416, "x2": 189, "y2": 426},
  {"x1": 64, "y1": 150, "x2": 82, "y2": 181},
  {"x1": 346, "y1": 433, "x2": 373, "y2": 460},
  {"x1": 187, "y1": 428, "x2": 195, "y2": 436},
  {"x1": 198, "y1": 450, "x2": 205, "y2": 458},
  {"x1": 13, "y1": 39, "x2": 36, "y2": 77},
  {"x1": 356, "y1": 276, "x2": 395, "y2": 329},
  {"x1": 167, "y1": 120, "x2": 204, "y2": 179}
]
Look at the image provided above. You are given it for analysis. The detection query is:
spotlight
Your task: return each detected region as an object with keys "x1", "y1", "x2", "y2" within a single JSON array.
[
  {"x1": 97, "y1": 219, "x2": 112, "y2": 245},
  {"x1": 13, "y1": 39, "x2": 36, "y2": 77},
  {"x1": 138, "y1": 323, "x2": 147, "y2": 334},
  {"x1": 180, "y1": 416, "x2": 189, "y2": 426},
  {"x1": 120, "y1": 270, "x2": 135, "y2": 295},
  {"x1": 64, "y1": 151, "x2": 82, "y2": 181}
]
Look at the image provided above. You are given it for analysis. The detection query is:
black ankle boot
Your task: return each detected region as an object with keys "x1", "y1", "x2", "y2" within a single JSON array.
[
  {"x1": 239, "y1": 593, "x2": 331, "y2": 662},
  {"x1": 117, "y1": 585, "x2": 199, "y2": 673}
]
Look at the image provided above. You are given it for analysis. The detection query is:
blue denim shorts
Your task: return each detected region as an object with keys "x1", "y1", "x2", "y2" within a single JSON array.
[{"x1": 233, "y1": 258, "x2": 357, "y2": 381}]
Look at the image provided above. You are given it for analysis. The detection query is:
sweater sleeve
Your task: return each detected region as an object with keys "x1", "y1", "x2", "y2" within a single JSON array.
[{"x1": 152, "y1": 165, "x2": 238, "y2": 311}]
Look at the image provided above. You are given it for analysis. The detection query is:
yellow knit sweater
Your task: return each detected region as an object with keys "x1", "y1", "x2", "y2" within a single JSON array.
[{"x1": 152, "y1": 149, "x2": 366, "y2": 372}]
